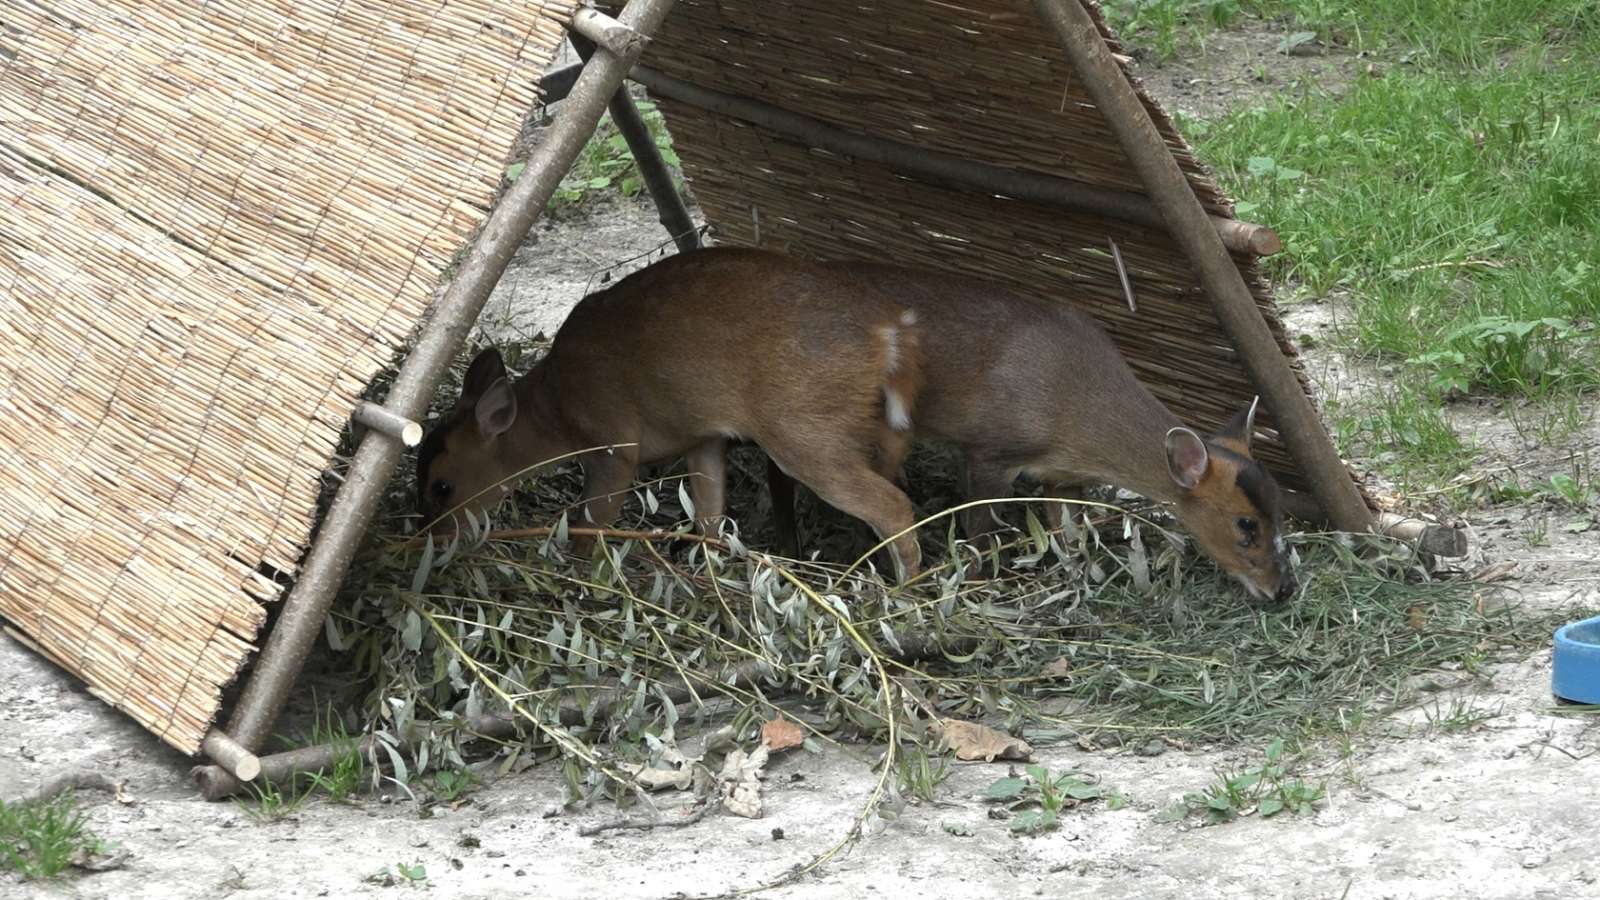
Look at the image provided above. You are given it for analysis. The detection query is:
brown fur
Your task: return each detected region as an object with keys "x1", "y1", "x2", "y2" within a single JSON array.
[
  {"x1": 795, "y1": 257, "x2": 1296, "y2": 602},
  {"x1": 416, "y1": 249, "x2": 926, "y2": 580}
]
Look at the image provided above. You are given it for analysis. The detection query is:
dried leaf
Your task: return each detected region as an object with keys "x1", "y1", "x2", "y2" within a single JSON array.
[
  {"x1": 933, "y1": 718, "x2": 1034, "y2": 762},
  {"x1": 1407, "y1": 605, "x2": 1427, "y2": 631},
  {"x1": 718, "y1": 744, "x2": 769, "y2": 818},
  {"x1": 1042, "y1": 657, "x2": 1072, "y2": 679},
  {"x1": 1471, "y1": 560, "x2": 1518, "y2": 583},
  {"x1": 624, "y1": 726, "x2": 699, "y2": 792},
  {"x1": 760, "y1": 717, "x2": 804, "y2": 752}
]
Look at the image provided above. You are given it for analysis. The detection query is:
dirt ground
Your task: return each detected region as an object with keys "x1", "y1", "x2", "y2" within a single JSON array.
[{"x1": 5, "y1": 25, "x2": 1598, "y2": 900}]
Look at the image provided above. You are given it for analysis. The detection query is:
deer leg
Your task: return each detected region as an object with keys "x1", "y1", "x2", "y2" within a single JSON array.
[
  {"x1": 959, "y1": 454, "x2": 1020, "y2": 552},
  {"x1": 684, "y1": 438, "x2": 729, "y2": 539},
  {"x1": 571, "y1": 447, "x2": 639, "y2": 558},
  {"x1": 770, "y1": 450, "x2": 920, "y2": 582},
  {"x1": 1044, "y1": 481, "x2": 1090, "y2": 537},
  {"x1": 766, "y1": 455, "x2": 801, "y2": 559}
]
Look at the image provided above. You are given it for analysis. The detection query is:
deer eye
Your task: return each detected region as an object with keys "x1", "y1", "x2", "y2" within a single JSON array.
[
  {"x1": 1236, "y1": 517, "x2": 1258, "y2": 547},
  {"x1": 431, "y1": 479, "x2": 454, "y2": 501}
]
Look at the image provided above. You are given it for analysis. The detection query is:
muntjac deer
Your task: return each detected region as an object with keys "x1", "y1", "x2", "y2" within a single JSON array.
[
  {"x1": 773, "y1": 258, "x2": 1297, "y2": 603},
  {"x1": 415, "y1": 249, "x2": 924, "y2": 580}
]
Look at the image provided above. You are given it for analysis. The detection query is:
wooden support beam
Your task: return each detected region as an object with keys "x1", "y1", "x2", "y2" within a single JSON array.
[
  {"x1": 352, "y1": 401, "x2": 422, "y2": 447},
  {"x1": 201, "y1": 730, "x2": 261, "y2": 782},
  {"x1": 571, "y1": 38, "x2": 701, "y2": 253},
  {"x1": 198, "y1": 0, "x2": 681, "y2": 796},
  {"x1": 539, "y1": 62, "x2": 583, "y2": 104},
  {"x1": 1031, "y1": 0, "x2": 1373, "y2": 534},
  {"x1": 570, "y1": 8, "x2": 646, "y2": 59},
  {"x1": 628, "y1": 65, "x2": 1280, "y2": 257}
]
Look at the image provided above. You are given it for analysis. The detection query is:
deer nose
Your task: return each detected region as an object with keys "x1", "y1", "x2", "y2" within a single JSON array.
[{"x1": 1273, "y1": 570, "x2": 1298, "y2": 603}]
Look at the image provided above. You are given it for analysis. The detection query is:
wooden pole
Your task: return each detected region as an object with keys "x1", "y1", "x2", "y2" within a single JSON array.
[
  {"x1": 570, "y1": 38, "x2": 702, "y2": 253},
  {"x1": 199, "y1": 0, "x2": 681, "y2": 796},
  {"x1": 627, "y1": 65, "x2": 1280, "y2": 257},
  {"x1": 201, "y1": 730, "x2": 261, "y2": 782},
  {"x1": 1030, "y1": 0, "x2": 1373, "y2": 534},
  {"x1": 352, "y1": 401, "x2": 422, "y2": 447},
  {"x1": 570, "y1": 8, "x2": 648, "y2": 59}
]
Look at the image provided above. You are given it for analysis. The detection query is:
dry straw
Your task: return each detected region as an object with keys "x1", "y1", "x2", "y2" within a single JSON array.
[
  {"x1": 639, "y1": 0, "x2": 1343, "y2": 493},
  {"x1": 0, "y1": 0, "x2": 575, "y2": 754}
]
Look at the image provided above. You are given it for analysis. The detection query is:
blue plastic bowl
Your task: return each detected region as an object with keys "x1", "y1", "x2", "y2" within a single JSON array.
[{"x1": 1552, "y1": 614, "x2": 1600, "y2": 704}]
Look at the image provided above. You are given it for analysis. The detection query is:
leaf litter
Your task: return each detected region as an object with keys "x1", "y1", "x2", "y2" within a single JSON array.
[{"x1": 321, "y1": 341, "x2": 1578, "y2": 881}]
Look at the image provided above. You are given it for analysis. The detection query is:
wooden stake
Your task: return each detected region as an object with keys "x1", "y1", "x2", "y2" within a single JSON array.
[
  {"x1": 1031, "y1": 0, "x2": 1372, "y2": 534},
  {"x1": 201, "y1": 730, "x2": 262, "y2": 782},
  {"x1": 352, "y1": 401, "x2": 423, "y2": 447},
  {"x1": 571, "y1": 8, "x2": 647, "y2": 60}
]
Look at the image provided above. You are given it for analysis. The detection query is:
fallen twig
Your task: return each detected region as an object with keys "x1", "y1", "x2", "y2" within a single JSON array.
[
  {"x1": 577, "y1": 800, "x2": 714, "y2": 836},
  {"x1": 4, "y1": 769, "x2": 127, "y2": 808}
]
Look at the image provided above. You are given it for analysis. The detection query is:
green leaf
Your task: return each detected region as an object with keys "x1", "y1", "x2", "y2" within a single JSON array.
[
  {"x1": 1023, "y1": 507, "x2": 1050, "y2": 555},
  {"x1": 1247, "y1": 156, "x2": 1277, "y2": 177},
  {"x1": 411, "y1": 534, "x2": 435, "y2": 593},
  {"x1": 1564, "y1": 520, "x2": 1592, "y2": 533},
  {"x1": 1024, "y1": 763, "x2": 1049, "y2": 785},
  {"x1": 504, "y1": 162, "x2": 526, "y2": 181},
  {"x1": 1258, "y1": 797, "x2": 1285, "y2": 817},
  {"x1": 1059, "y1": 778, "x2": 1104, "y2": 800},
  {"x1": 942, "y1": 822, "x2": 974, "y2": 837},
  {"x1": 985, "y1": 777, "x2": 1029, "y2": 801},
  {"x1": 1010, "y1": 809, "x2": 1055, "y2": 834},
  {"x1": 587, "y1": 176, "x2": 613, "y2": 189},
  {"x1": 1277, "y1": 31, "x2": 1317, "y2": 54},
  {"x1": 401, "y1": 610, "x2": 423, "y2": 652}
]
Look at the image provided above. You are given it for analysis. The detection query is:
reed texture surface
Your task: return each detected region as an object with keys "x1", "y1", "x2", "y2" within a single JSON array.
[
  {"x1": 638, "y1": 0, "x2": 1347, "y2": 495},
  {"x1": 0, "y1": 0, "x2": 573, "y2": 753}
]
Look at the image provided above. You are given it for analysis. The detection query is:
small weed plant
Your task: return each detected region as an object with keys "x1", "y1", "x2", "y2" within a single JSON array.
[
  {"x1": 1170, "y1": 739, "x2": 1325, "y2": 825},
  {"x1": 0, "y1": 793, "x2": 105, "y2": 880},
  {"x1": 985, "y1": 765, "x2": 1106, "y2": 835}
]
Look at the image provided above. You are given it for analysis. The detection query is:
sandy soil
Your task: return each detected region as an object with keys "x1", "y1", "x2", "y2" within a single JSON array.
[{"x1": 4, "y1": 21, "x2": 1597, "y2": 900}]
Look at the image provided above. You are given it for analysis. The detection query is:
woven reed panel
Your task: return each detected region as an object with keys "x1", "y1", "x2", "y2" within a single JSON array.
[
  {"x1": 641, "y1": 0, "x2": 1333, "y2": 494},
  {"x1": 0, "y1": 0, "x2": 573, "y2": 753}
]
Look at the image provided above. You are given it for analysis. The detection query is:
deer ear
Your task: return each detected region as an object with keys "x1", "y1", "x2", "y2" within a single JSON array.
[
  {"x1": 1215, "y1": 396, "x2": 1260, "y2": 453},
  {"x1": 1165, "y1": 427, "x2": 1210, "y2": 490},
  {"x1": 457, "y1": 348, "x2": 507, "y2": 411},
  {"x1": 474, "y1": 377, "x2": 518, "y2": 439}
]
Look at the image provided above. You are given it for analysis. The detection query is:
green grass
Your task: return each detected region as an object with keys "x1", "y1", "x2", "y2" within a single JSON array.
[
  {"x1": 1326, "y1": 385, "x2": 1474, "y2": 487},
  {"x1": 1138, "y1": 1, "x2": 1600, "y2": 488},
  {"x1": 1196, "y1": 61, "x2": 1600, "y2": 396},
  {"x1": 0, "y1": 793, "x2": 104, "y2": 880},
  {"x1": 526, "y1": 98, "x2": 682, "y2": 211},
  {"x1": 1103, "y1": 0, "x2": 1599, "y2": 65},
  {"x1": 1169, "y1": 738, "x2": 1325, "y2": 825}
]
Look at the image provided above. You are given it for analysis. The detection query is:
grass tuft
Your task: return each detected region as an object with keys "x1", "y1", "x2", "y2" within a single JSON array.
[{"x1": 0, "y1": 793, "x2": 103, "y2": 880}]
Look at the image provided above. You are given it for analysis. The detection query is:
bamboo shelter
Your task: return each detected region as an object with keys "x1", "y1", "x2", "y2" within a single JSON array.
[
  {"x1": 0, "y1": 0, "x2": 576, "y2": 759},
  {"x1": 2, "y1": 0, "x2": 1384, "y2": 798}
]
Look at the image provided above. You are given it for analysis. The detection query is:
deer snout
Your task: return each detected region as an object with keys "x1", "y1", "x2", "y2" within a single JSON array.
[{"x1": 1272, "y1": 567, "x2": 1298, "y2": 604}]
